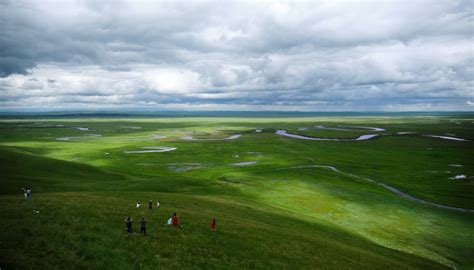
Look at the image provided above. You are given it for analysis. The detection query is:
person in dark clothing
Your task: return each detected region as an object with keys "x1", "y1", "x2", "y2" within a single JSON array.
[
  {"x1": 125, "y1": 216, "x2": 133, "y2": 235},
  {"x1": 140, "y1": 217, "x2": 146, "y2": 236},
  {"x1": 210, "y1": 219, "x2": 217, "y2": 231},
  {"x1": 148, "y1": 200, "x2": 152, "y2": 210}
]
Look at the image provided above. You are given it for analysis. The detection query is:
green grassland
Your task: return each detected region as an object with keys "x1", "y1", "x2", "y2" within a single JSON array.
[{"x1": 1, "y1": 115, "x2": 473, "y2": 269}]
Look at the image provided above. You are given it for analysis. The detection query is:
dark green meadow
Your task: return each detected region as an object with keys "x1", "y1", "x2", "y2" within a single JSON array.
[{"x1": 1, "y1": 115, "x2": 473, "y2": 269}]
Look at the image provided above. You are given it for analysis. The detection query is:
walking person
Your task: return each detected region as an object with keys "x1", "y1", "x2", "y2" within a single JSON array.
[
  {"x1": 125, "y1": 216, "x2": 133, "y2": 235},
  {"x1": 156, "y1": 200, "x2": 160, "y2": 209},
  {"x1": 140, "y1": 217, "x2": 147, "y2": 236}
]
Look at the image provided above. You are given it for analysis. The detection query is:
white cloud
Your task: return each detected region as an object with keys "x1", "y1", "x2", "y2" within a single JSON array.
[
  {"x1": 0, "y1": 0, "x2": 472, "y2": 111},
  {"x1": 142, "y1": 68, "x2": 203, "y2": 94}
]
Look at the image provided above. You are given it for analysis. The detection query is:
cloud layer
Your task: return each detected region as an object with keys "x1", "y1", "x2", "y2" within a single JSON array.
[{"x1": 1, "y1": 0, "x2": 473, "y2": 111}]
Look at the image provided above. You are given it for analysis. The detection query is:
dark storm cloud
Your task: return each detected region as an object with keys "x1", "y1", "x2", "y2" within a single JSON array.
[{"x1": 0, "y1": 0, "x2": 473, "y2": 111}]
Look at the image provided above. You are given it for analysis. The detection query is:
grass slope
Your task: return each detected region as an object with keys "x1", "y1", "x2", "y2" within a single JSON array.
[
  {"x1": 1, "y1": 116, "x2": 473, "y2": 269},
  {"x1": 0, "y1": 149, "x2": 446, "y2": 270}
]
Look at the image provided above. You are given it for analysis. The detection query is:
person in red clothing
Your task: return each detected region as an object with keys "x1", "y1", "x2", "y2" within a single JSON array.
[
  {"x1": 172, "y1": 213, "x2": 179, "y2": 227},
  {"x1": 210, "y1": 219, "x2": 216, "y2": 231}
]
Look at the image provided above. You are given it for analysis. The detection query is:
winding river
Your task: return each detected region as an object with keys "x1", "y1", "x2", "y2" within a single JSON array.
[
  {"x1": 276, "y1": 130, "x2": 379, "y2": 141},
  {"x1": 181, "y1": 134, "x2": 242, "y2": 141},
  {"x1": 314, "y1": 125, "x2": 386, "y2": 132},
  {"x1": 124, "y1": 146, "x2": 177, "y2": 154},
  {"x1": 280, "y1": 165, "x2": 474, "y2": 213}
]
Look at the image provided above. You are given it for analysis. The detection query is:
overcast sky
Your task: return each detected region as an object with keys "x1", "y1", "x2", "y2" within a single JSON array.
[{"x1": 0, "y1": 0, "x2": 473, "y2": 111}]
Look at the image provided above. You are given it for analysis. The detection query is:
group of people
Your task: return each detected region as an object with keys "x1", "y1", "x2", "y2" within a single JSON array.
[
  {"x1": 126, "y1": 200, "x2": 217, "y2": 236},
  {"x1": 136, "y1": 200, "x2": 160, "y2": 209},
  {"x1": 21, "y1": 187, "x2": 32, "y2": 199},
  {"x1": 125, "y1": 216, "x2": 148, "y2": 236},
  {"x1": 166, "y1": 213, "x2": 180, "y2": 227},
  {"x1": 18, "y1": 188, "x2": 216, "y2": 236}
]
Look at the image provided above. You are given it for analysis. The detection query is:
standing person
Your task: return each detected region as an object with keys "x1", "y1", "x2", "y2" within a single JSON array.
[
  {"x1": 26, "y1": 187, "x2": 31, "y2": 199},
  {"x1": 148, "y1": 200, "x2": 152, "y2": 210},
  {"x1": 210, "y1": 219, "x2": 217, "y2": 231},
  {"x1": 172, "y1": 213, "x2": 179, "y2": 227},
  {"x1": 140, "y1": 217, "x2": 147, "y2": 236},
  {"x1": 136, "y1": 201, "x2": 141, "y2": 208},
  {"x1": 21, "y1": 188, "x2": 28, "y2": 199},
  {"x1": 125, "y1": 216, "x2": 133, "y2": 235},
  {"x1": 156, "y1": 200, "x2": 160, "y2": 209}
]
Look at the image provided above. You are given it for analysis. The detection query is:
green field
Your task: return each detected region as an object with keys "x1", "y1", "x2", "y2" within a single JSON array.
[{"x1": 1, "y1": 115, "x2": 473, "y2": 269}]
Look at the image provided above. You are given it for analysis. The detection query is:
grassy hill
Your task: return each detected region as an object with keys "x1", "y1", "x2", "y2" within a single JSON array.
[{"x1": 1, "y1": 116, "x2": 473, "y2": 269}]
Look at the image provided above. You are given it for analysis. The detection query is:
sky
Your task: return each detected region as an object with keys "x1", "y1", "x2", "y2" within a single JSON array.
[{"x1": 0, "y1": 0, "x2": 473, "y2": 112}]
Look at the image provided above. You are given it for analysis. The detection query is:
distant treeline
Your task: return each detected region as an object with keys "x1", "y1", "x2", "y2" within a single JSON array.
[{"x1": 0, "y1": 111, "x2": 473, "y2": 119}]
